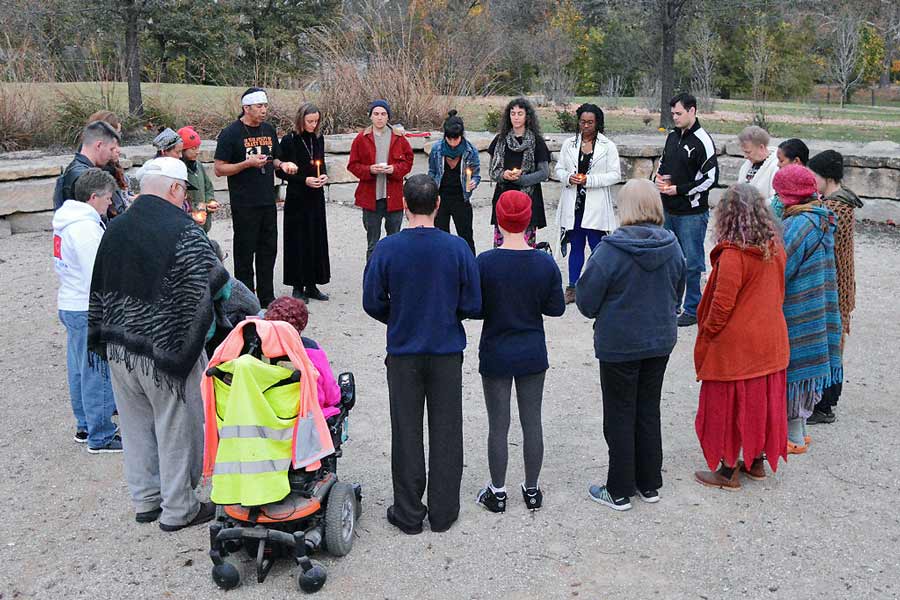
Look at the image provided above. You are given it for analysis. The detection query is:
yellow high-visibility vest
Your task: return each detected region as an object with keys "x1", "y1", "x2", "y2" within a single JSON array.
[{"x1": 210, "y1": 354, "x2": 299, "y2": 507}]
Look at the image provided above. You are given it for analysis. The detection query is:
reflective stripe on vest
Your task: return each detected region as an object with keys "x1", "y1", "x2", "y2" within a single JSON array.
[
  {"x1": 219, "y1": 425, "x2": 294, "y2": 441},
  {"x1": 214, "y1": 458, "x2": 292, "y2": 475}
]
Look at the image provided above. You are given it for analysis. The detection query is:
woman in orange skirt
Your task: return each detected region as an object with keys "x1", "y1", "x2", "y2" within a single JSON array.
[{"x1": 693, "y1": 184, "x2": 790, "y2": 490}]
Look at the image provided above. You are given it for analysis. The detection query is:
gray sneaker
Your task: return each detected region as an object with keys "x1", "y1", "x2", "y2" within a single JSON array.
[
  {"x1": 588, "y1": 485, "x2": 631, "y2": 511},
  {"x1": 87, "y1": 435, "x2": 123, "y2": 454}
]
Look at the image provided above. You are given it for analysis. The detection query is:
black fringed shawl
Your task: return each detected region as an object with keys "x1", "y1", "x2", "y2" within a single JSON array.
[{"x1": 88, "y1": 194, "x2": 230, "y2": 398}]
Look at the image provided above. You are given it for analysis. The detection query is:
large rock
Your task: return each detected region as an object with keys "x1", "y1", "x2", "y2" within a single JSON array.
[
  {"x1": 0, "y1": 178, "x2": 56, "y2": 216},
  {"x1": 717, "y1": 156, "x2": 746, "y2": 186},
  {"x1": 843, "y1": 167, "x2": 900, "y2": 200},
  {"x1": 323, "y1": 156, "x2": 358, "y2": 184},
  {"x1": 8, "y1": 210, "x2": 53, "y2": 233},
  {"x1": 119, "y1": 145, "x2": 157, "y2": 166},
  {"x1": 205, "y1": 164, "x2": 229, "y2": 191},
  {"x1": 621, "y1": 157, "x2": 657, "y2": 180},
  {"x1": 0, "y1": 160, "x2": 64, "y2": 182}
]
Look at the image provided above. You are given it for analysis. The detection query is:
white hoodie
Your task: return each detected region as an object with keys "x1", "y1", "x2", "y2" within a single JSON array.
[{"x1": 53, "y1": 200, "x2": 105, "y2": 311}]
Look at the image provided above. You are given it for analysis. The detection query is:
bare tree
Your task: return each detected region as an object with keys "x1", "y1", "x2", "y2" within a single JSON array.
[
  {"x1": 747, "y1": 25, "x2": 774, "y2": 125},
  {"x1": 688, "y1": 18, "x2": 718, "y2": 112},
  {"x1": 656, "y1": 0, "x2": 692, "y2": 128},
  {"x1": 829, "y1": 10, "x2": 865, "y2": 108}
]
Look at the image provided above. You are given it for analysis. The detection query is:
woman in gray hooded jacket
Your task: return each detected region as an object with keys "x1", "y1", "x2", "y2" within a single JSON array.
[{"x1": 576, "y1": 179, "x2": 686, "y2": 513}]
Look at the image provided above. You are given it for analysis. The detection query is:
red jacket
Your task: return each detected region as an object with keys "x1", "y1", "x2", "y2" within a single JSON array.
[
  {"x1": 347, "y1": 126, "x2": 414, "y2": 212},
  {"x1": 694, "y1": 242, "x2": 790, "y2": 382}
]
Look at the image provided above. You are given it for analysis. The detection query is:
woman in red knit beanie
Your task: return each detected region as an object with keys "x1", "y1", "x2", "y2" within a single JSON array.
[{"x1": 693, "y1": 184, "x2": 790, "y2": 490}]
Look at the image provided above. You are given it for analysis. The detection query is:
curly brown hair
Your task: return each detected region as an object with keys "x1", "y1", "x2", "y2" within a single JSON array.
[
  {"x1": 714, "y1": 184, "x2": 781, "y2": 259},
  {"x1": 264, "y1": 296, "x2": 308, "y2": 333}
]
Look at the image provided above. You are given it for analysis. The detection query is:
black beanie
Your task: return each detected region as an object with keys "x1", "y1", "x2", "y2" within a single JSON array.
[{"x1": 807, "y1": 150, "x2": 844, "y2": 182}]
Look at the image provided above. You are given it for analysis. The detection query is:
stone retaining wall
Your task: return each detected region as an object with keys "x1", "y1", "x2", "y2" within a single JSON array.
[{"x1": 1, "y1": 133, "x2": 898, "y2": 237}]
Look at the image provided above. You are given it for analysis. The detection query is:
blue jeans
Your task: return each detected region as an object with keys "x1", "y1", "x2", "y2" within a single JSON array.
[
  {"x1": 567, "y1": 211, "x2": 605, "y2": 286},
  {"x1": 663, "y1": 210, "x2": 708, "y2": 317},
  {"x1": 59, "y1": 310, "x2": 118, "y2": 447}
]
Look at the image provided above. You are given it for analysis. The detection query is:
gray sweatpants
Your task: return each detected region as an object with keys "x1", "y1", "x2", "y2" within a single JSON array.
[{"x1": 108, "y1": 350, "x2": 205, "y2": 527}]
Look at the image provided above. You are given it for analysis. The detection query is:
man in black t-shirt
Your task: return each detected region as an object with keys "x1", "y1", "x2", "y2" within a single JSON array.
[{"x1": 214, "y1": 87, "x2": 298, "y2": 307}]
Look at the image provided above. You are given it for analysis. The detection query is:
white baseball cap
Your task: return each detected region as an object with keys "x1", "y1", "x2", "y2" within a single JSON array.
[{"x1": 139, "y1": 157, "x2": 197, "y2": 189}]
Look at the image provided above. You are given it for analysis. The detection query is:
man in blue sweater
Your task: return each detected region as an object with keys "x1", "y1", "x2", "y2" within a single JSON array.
[{"x1": 363, "y1": 174, "x2": 482, "y2": 534}]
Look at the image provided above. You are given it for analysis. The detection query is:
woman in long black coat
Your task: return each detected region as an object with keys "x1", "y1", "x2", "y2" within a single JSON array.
[{"x1": 279, "y1": 103, "x2": 331, "y2": 301}]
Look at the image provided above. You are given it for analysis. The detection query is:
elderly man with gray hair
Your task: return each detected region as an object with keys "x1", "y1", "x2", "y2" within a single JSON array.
[
  {"x1": 737, "y1": 125, "x2": 778, "y2": 200},
  {"x1": 88, "y1": 157, "x2": 230, "y2": 532}
]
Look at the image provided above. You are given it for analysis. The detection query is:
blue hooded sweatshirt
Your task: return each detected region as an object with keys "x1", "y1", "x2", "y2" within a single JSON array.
[{"x1": 575, "y1": 223, "x2": 686, "y2": 362}]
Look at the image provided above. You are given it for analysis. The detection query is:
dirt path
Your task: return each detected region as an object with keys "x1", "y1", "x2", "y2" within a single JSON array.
[{"x1": 1, "y1": 204, "x2": 898, "y2": 599}]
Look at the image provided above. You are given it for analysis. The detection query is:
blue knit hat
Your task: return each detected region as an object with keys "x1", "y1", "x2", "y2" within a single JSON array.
[{"x1": 368, "y1": 99, "x2": 391, "y2": 117}]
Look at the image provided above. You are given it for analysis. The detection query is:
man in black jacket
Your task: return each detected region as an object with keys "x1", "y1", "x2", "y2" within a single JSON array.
[
  {"x1": 53, "y1": 121, "x2": 121, "y2": 210},
  {"x1": 655, "y1": 92, "x2": 717, "y2": 327}
]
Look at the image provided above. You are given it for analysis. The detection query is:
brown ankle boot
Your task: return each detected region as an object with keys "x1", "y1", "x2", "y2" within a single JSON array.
[
  {"x1": 695, "y1": 465, "x2": 741, "y2": 491},
  {"x1": 740, "y1": 458, "x2": 766, "y2": 481}
]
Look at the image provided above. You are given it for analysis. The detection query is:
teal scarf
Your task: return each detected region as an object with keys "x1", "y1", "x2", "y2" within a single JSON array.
[{"x1": 441, "y1": 138, "x2": 465, "y2": 159}]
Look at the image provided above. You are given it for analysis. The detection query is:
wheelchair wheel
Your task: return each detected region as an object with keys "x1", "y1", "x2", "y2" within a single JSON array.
[
  {"x1": 297, "y1": 560, "x2": 327, "y2": 593},
  {"x1": 324, "y1": 482, "x2": 356, "y2": 556},
  {"x1": 212, "y1": 562, "x2": 240, "y2": 590}
]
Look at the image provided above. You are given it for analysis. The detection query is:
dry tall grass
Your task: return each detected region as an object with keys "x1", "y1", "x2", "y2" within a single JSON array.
[{"x1": 307, "y1": 5, "x2": 498, "y2": 133}]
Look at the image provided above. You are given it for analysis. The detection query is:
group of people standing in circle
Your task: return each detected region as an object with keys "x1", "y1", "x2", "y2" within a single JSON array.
[{"x1": 53, "y1": 83, "x2": 862, "y2": 533}]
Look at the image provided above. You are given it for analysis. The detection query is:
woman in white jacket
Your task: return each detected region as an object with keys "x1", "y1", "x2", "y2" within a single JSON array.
[
  {"x1": 555, "y1": 104, "x2": 621, "y2": 303},
  {"x1": 737, "y1": 126, "x2": 779, "y2": 200}
]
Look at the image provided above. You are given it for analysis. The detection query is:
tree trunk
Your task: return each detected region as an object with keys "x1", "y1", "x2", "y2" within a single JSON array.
[
  {"x1": 124, "y1": 1, "x2": 144, "y2": 117},
  {"x1": 658, "y1": 6, "x2": 677, "y2": 129}
]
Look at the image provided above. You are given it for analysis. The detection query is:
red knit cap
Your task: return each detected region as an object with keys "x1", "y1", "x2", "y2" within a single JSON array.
[
  {"x1": 177, "y1": 126, "x2": 202, "y2": 150},
  {"x1": 773, "y1": 164, "x2": 818, "y2": 206},
  {"x1": 496, "y1": 190, "x2": 532, "y2": 233}
]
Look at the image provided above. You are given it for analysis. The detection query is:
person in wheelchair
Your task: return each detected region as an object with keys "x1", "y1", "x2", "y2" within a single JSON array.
[{"x1": 202, "y1": 310, "x2": 359, "y2": 593}]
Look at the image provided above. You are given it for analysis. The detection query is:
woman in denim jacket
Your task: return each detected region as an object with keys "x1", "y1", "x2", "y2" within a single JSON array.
[{"x1": 428, "y1": 110, "x2": 481, "y2": 253}]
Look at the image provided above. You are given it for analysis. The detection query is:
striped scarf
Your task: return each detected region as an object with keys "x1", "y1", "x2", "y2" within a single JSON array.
[{"x1": 782, "y1": 204, "x2": 842, "y2": 407}]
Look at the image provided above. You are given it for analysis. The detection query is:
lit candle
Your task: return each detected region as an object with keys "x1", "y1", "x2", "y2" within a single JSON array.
[
  {"x1": 315, "y1": 160, "x2": 321, "y2": 179},
  {"x1": 466, "y1": 167, "x2": 472, "y2": 190}
]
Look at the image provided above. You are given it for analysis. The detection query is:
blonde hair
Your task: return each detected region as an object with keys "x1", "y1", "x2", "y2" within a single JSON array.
[{"x1": 618, "y1": 179, "x2": 664, "y2": 226}]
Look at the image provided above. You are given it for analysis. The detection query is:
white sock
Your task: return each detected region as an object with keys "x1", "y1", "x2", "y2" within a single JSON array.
[
  {"x1": 522, "y1": 482, "x2": 538, "y2": 492},
  {"x1": 489, "y1": 483, "x2": 506, "y2": 495}
]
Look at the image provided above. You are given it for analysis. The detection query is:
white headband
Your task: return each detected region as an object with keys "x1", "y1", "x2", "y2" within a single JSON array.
[{"x1": 242, "y1": 91, "x2": 268, "y2": 106}]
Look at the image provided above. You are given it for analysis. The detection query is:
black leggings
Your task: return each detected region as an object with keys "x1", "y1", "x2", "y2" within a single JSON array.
[{"x1": 481, "y1": 371, "x2": 546, "y2": 489}]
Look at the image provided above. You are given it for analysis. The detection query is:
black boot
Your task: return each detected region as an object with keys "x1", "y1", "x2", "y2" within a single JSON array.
[
  {"x1": 306, "y1": 285, "x2": 329, "y2": 302},
  {"x1": 292, "y1": 286, "x2": 308, "y2": 302}
]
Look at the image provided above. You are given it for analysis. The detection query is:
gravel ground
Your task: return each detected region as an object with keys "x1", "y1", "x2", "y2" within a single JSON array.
[{"x1": 1, "y1": 203, "x2": 898, "y2": 600}]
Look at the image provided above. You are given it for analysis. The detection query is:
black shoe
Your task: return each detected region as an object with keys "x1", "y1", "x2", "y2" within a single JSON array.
[
  {"x1": 637, "y1": 489, "x2": 660, "y2": 503},
  {"x1": 135, "y1": 507, "x2": 162, "y2": 523},
  {"x1": 159, "y1": 501, "x2": 215, "y2": 532},
  {"x1": 386, "y1": 505, "x2": 423, "y2": 534},
  {"x1": 291, "y1": 286, "x2": 308, "y2": 301},
  {"x1": 677, "y1": 312, "x2": 697, "y2": 327},
  {"x1": 87, "y1": 435, "x2": 123, "y2": 454},
  {"x1": 521, "y1": 484, "x2": 543, "y2": 510},
  {"x1": 476, "y1": 486, "x2": 507, "y2": 513},
  {"x1": 807, "y1": 409, "x2": 836, "y2": 424},
  {"x1": 306, "y1": 286, "x2": 329, "y2": 302},
  {"x1": 74, "y1": 430, "x2": 88, "y2": 444}
]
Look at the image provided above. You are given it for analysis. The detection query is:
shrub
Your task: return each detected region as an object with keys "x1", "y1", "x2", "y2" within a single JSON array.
[
  {"x1": 556, "y1": 110, "x2": 579, "y2": 133},
  {"x1": 483, "y1": 107, "x2": 502, "y2": 131},
  {"x1": 305, "y1": 6, "x2": 495, "y2": 134}
]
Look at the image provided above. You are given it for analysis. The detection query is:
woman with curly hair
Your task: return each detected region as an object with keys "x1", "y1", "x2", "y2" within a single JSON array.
[
  {"x1": 693, "y1": 184, "x2": 790, "y2": 491},
  {"x1": 487, "y1": 98, "x2": 550, "y2": 248}
]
